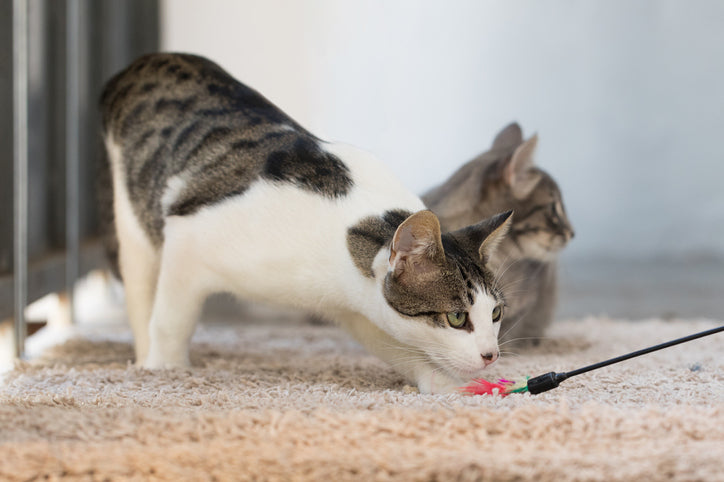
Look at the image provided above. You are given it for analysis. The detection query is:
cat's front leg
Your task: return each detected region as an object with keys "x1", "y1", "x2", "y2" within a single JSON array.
[{"x1": 144, "y1": 243, "x2": 208, "y2": 369}]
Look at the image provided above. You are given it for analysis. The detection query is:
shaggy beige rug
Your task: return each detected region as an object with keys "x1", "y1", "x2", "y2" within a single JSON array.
[{"x1": 1, "y1": 314, "x2": 722, "y2": 481}]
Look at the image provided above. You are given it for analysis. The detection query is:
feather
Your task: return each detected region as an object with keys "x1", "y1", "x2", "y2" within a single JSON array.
[{"x1": 460, "y1": 377, "x2": 530, "y2": 396}]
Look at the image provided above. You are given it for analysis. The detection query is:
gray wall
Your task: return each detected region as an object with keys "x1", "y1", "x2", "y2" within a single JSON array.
[{"x1": 164, "y1": 0, "x2": 724, "y2": 263}]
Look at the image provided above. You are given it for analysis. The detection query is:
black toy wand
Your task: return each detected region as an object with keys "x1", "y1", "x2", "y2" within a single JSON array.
[{"x1": 461, "y1": 324, "x2": 724, "y2": 396}]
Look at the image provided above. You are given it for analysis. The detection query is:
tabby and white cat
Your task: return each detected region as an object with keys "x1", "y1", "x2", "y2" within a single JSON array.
[
  {"x1": 99, "y1": 53, "x2": 513, "y2": 394},
  {"x1": 423, "y1": 123, "x2": 574, "y2": 346}
]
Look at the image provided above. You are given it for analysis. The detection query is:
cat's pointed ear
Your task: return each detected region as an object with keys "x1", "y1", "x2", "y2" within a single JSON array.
[
  {"x1": 503, "y1": 134, "x2": 542, "y2": 199},
  {"x1": 389, "y1": 210, "x2": 445, "y2": 278},
  {"x1": 491, "y1": 122, "x2": 523, "y2": 150},
  {"x1": 478, "y1": 211, "x2": 513, "y2": 263},
  {"x1": 449, "y1": 211, "x2": 513, "y2": 265}
]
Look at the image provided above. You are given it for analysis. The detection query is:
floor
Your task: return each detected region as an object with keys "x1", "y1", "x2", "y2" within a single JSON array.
[{"x1": 558, "y1": 256, "x2": 724, "y2": 321}]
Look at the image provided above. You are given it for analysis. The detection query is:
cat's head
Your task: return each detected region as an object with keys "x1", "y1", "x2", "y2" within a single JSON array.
[
  {"x1": 374, "y1": 210, "x2": 513, "y2": 383},
  {"x1": 424, "y1": 123, "x2": 574, "y2": 262}
]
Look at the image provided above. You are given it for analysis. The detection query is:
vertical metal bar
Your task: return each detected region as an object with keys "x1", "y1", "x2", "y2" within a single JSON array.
[
  {"x1": 66, "y1": 0, "x2": 81, "y2": 324},
  {"x1": 13, "y1": 0, "x2": 28, "y2": 358}
]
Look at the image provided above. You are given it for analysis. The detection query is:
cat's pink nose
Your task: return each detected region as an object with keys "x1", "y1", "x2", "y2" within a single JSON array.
[{"x1": 481, "y1": 351, "x2": 499, "y2": 366}]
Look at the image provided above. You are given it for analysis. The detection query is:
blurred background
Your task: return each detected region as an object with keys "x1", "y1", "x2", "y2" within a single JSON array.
[{"x1": 2, "y1": 0, "x2": 723, "y2": 366}]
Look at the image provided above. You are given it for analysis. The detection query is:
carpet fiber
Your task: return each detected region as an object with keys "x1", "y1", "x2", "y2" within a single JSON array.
[{"x1": 1, "y1": 315, "x2": 723, "y2": 481}]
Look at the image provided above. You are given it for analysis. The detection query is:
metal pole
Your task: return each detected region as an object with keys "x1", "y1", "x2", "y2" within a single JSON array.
[
  {"x1": 13, "y1": 0, "x2": 28, "y2": 359},
  {"x1": 66, "y1": 0, "x2": 81, "y2": 324}
]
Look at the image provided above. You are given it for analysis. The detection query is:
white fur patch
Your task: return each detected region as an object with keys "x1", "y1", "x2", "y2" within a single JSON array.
[{"x1": 161, "y1": 172, "x2": 191, "y2": 216}]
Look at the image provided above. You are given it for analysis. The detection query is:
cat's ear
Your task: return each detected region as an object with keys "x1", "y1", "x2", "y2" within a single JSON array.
[
  {"x1": 477, "y1": 211, "x2": 514, "y2": 263},
  {"x1": 491, "y1": 122, "x2": 523, "y2": 150},
  {"x1": 449, "y1": 211, "x2": 513, "y2": 265},
  {"x1": 503, "y1": 134, "x2": 542, "y2": 199},
  {"x1": 389, "y1": 210, "x2": 445, "y2": 279}
]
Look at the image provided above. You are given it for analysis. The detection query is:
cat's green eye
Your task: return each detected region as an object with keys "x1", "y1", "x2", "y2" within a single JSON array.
[
  {"x1": 492, "y1": 305, "x2": 503, "y2": 323},
  {"x1": 446, "y1": 312, "x2": 467, "y2": 328}
]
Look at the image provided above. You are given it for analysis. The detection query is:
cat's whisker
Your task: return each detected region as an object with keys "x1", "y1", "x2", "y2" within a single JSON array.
[
  {"x1": 499, "y1": 335, "x2": 552, "y2": 348},
  {"x1": 498, "y1": 262, "x2": 548, "y2": 295},
  {"x1": 496, "y1": 273, "x2": 532, "y2": 290},
  {"x1": 386, "y1": 335, "x2": 451, "y2": 353},
  {"x1": 499, "y1": 313, "x2": 529, "y2": 341},
  {"x1": 499, "y1": 335, "x2": 551, "y2": 345},
  {"x1": 492, "y1": 255, "x2": 523, "y2": 289},
  {"x1": 385, "y1": 357, "x2": 431, "y2": 370},
  {"x1": 498, "y1": 288, "x2": 532, "y2": 298},
  {"x1": 377, "y1": 338, "x2": 445, "y2": 355},
  {"x1": 497, "y1": 282, "x2": 553, "y2": 341},
  {"x1": 497, "y1": 277, "x2": 528, "y2": 290},
  {"x1": 377, "y1": 343, "x2": 456, "y2": 370},
  {"x1": 498, "y1": 351, "x2": 520, "y2": 358}
]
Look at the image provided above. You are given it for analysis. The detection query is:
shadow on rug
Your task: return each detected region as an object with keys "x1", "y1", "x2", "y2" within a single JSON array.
[{"x1": 1, "y1": 317, "x2": 722, "y2": 481}]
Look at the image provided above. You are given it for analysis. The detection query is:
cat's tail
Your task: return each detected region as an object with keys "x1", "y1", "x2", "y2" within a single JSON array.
[{"x1": 96, "y1": 138, "x2": 121, "y2": 279}]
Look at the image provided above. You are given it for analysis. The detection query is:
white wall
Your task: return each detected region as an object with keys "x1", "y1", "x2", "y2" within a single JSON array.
[{"x1": 162, "y1": 0, "x2": 724, "y2": 261}]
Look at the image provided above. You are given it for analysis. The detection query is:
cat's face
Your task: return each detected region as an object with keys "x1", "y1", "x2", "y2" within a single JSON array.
[
  {"x1": 493, "y1": 169, "x2": 574, "y2": 261},
  {"x1": 484, "y1": 131, "x2": 574, "y2": 262},
  {"x1": 373, "y1": 210, "x2": 512, "y2": 383}
]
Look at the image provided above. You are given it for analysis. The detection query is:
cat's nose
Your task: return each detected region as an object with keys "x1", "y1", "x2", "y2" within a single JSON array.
[{"x1": 481, "y1": 351, "x2": 499, "y2": 366}]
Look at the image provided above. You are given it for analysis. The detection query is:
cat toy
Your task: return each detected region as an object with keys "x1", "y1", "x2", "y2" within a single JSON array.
[{"x1": 461, "y1": 324, "x2": 724, "y2": 396}]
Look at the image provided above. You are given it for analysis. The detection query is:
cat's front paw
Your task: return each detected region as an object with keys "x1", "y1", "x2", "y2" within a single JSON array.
[{"x1": 142, "y1": 350, "x2": 190, "y2": 369}]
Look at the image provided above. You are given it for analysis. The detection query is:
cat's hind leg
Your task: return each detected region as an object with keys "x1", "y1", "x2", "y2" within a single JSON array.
[
  {"x1": 144, "y1": 228, "x2": 210, "y2": 368},
  {"x1": 117, "y1": 237, "x2": 159, "y2": 364},
  {"x1": 109, "y1": 142, "x2": 160, "y2": 365}
]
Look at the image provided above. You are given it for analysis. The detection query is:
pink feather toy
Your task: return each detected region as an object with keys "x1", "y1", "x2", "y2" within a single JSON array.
[
  {"x1": 459, "y1": 325, "x2": 724, "y2": 396},
  {"x1": 460, "y1": 377, "x2": 530, "y2": 397}
]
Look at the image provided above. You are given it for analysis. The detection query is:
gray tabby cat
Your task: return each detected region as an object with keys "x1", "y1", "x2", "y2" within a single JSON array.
[
  {"x1": 99, "y1": 53, "x2": 514, "y2": 394},
  {"x1": 423, "y1": 123, "x2": 574, "y2": 346}
]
